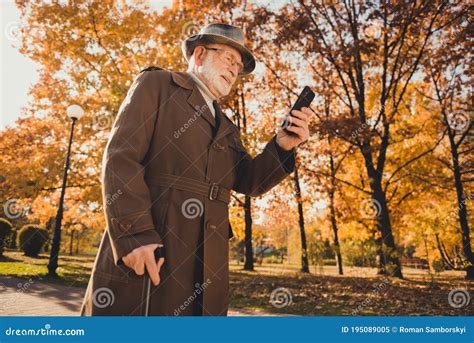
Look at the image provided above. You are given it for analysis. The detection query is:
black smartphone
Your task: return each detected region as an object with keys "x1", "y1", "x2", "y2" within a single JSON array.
[{"x1": 281, "y1": 86, "x2": 315, "y2": 134}]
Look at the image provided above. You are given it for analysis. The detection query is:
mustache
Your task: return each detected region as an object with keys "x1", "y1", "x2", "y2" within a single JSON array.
[{"x1": 221, "y1": 71, "x2": 237, "y2": 86}]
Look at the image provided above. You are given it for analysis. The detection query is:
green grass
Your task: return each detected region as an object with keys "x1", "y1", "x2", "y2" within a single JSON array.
[{"x1": 0, "y1": 251, "x2": 94, "y2": 288}]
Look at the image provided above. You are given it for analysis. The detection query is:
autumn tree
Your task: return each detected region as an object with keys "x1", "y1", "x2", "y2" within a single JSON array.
[
  {"x1": 254, "y1": 0, "x2": 470, "y2": 278},
  {"x1": 419, "y1": 7, "x2": 473, "y2": 278}
]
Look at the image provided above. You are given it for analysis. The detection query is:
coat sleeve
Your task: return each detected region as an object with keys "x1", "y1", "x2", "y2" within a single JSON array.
[
  {"x1": 231, "y1": 134, "x2": 296, "y2": 197},
  {"x1": 101, "y1": 70, "x2": 165, "y2": 266}
]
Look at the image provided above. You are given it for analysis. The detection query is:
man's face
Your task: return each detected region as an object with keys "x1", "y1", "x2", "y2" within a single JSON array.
[{"x1": 194, "y1": 43, "x2": 243, "y2": 98}]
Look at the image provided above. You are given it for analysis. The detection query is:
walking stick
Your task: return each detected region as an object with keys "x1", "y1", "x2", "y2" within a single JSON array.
[{"x1": 144, "y1": 246, "x2": 164, "y2": 316}]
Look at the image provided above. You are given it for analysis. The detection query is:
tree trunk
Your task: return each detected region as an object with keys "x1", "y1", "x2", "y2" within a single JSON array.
[
  {"x1": 329, "y1": 193, "x2": 343, "y2": 275},
  {"x1": 329, "y1": 155, "x2": 343, "y2": 275},
  {"x1": 367, "y1": 167, "x2": 403, "y2": 278},
  {"x1": 466, "y1": 266, "x2": 474, "y2": 279},
  {"x1": 372, "y1": 186, "x2": 403, "y2": 278},
  {"x1": 293, "y1": 165, "x2": 309, "y2": 273},
  {"x1": 375, "y1": 235, "x2": 386, "y2": 274},
  {"x1": 69, "y1": 230, "x2": 74, "y2": 256},
  {"x1": 243, "y1": 195, "x2": 254, "y2": 271},
  {"x1": 75, "y1": 234, "x2": 80, "y2": 255},
  {"x1": 447, "y1": 129, "x2": 473, "y2": 279}
]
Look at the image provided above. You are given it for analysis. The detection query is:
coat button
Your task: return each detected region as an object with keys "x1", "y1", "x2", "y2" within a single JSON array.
[
  {"x1": 206, "y1": 222, "x2": 217, "y2": 230},
  {"x1": 212, "y1": 142, "x2": 224, "y2": 150}
]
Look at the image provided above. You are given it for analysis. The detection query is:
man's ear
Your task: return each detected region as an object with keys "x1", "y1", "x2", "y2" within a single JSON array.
[{"x1": 193, "y1": 46, "x2": 206, "y2": 67}]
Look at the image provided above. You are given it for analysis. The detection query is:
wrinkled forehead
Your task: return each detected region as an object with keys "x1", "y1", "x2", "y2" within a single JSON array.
[{"x1": 207, "y1": 43, "x2": 242, "y2": 62}]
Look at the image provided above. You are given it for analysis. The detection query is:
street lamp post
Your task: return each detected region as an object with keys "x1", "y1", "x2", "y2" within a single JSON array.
[{"x1": 47, "y1": 104, "x2": 84, "y2": 277}]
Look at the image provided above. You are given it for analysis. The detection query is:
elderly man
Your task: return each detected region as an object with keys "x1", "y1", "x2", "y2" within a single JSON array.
[{"x1": 81, "y1": 23, "x2": 311, "y2": 316}]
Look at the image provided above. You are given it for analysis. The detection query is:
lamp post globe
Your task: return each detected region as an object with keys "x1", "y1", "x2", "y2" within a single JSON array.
[{"x1": 66, "y1": 104, "x2": 84, "y2": 119}]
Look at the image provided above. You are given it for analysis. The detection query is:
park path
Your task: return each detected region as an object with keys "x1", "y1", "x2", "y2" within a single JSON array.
[{"x1": 0, "y1": 276, "x2": 286, "y2": 316}]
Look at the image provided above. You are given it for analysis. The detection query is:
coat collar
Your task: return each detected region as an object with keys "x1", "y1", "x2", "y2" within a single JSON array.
[
  {"x1": 171, "y1": 71, "x2": 236, "y2": 141},
  {"x1": 171, "y1": 71, "x2": 194, "y2": 90}
]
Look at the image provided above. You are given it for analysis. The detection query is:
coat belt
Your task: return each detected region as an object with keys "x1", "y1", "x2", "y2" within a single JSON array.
[{"x1": 146, "y1": 173, "x2": 231, "y2": 204}]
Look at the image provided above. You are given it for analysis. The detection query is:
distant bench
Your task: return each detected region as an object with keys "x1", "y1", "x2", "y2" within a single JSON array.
[{"x1": 400, "y1": 257, "x2": 429, "y2": 269}]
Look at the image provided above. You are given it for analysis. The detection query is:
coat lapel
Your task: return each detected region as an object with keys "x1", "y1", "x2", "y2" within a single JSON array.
[
  {"x1": 170, "y1": 71, "x2": 236, "y2": 141},
  {"x1": 213, "y1": 101, "x2": 235, "y2": 142},
  {"x1": 171, "y1": 71, "x2": 216, "y2": 129},
  {"x1": 188, "y1": 87, "x2": 216, "y2": 128}
]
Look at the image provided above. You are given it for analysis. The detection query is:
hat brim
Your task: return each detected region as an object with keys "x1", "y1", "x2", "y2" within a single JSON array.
[{"x1": 181, "y1": 34, "x2": 256, "y2": 75}]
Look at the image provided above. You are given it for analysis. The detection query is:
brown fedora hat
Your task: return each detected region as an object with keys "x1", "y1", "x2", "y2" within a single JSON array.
[{"x1": 181, "y1": 23, "x2": 256, "y2": 75}]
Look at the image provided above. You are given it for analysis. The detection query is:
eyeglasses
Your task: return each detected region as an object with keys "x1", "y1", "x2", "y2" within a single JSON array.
[{"x1": 203, "y1": 47, "x2": 244, "y2": 74}]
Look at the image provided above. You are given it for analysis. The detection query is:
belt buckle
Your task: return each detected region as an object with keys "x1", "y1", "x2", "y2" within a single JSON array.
[{"x1": 209, "y1": 182, "x2": 219, "y2": 201}]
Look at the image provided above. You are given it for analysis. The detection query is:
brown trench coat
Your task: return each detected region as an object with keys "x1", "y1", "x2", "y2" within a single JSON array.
[{"x1": 80, "y1": 67, "x2": 295, "y2": 316}]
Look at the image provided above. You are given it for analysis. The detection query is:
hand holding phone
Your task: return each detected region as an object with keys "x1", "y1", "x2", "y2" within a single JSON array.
[{"x1": 281, "y1": 86, "x2": 315, "y2": 135}]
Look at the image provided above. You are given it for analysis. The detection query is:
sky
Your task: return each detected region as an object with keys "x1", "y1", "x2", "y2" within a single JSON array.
[
  {"x1": 0, "y1": 0, "x2": 174, "y2": 130},
  {"x1": 0, "y1": 0, "x2": 290, "y2": 130},
  {"x1": 0, "y1": 0, "x2": 38, "y2": 130}
]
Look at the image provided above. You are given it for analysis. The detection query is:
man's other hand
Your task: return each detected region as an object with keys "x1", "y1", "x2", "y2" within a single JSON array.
[{"x1": 122, "y1": 243, "x2": 165, "y2": 286}]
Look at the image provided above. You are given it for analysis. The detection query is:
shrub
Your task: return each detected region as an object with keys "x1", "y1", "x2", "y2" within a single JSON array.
[
  {"x1": 17, "y1": 224, "x2": 49, "y2": 257},
  {"x1": 341, "y1": 239, "x2": 378, "y2": 267},
  {"x1": 0, "y1": 218, "x2": 13, "y2": 256},
  {"x1": 432, "y1": 259, "x2": 445, "y2": 273}
]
